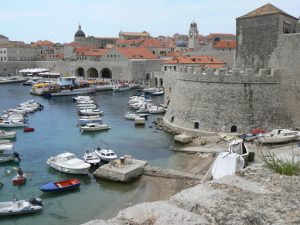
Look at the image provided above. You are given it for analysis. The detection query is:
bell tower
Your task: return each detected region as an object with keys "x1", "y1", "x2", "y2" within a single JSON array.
[{"x1": 188, "y1": 20, "x2": 199, "y2": 50}]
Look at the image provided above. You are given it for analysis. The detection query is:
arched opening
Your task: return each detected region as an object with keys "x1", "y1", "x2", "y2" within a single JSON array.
[
  {"x1": 170, "y1": 116, "x2": 174, "y2": 123},
  {"x1": 87, "y1": 67, "x2": 99, "y2": 79},
  {"x1": 169, "y1": 87, "x2": 171, "y2": 93},
  {"x1": 159, "y1": 78, "x2": 163, "y2": 87},
  {"x1": 231, "y1": 125, "x2": 237, "y2": 133},
  {"x1": 145, "y1": 73, "x2": 150, "y2": 80},
  {"x1": 101, "y1": 68, "x2": 112, "y2": 79},
  {"x1": 75, "y1": 67, "x2": 85, "y2": 77},
  {"x1": 167, "y1": 99, "x2": 170, "y2": 106},
  {"x1": 154, "y1": 77, "x2": 158, "y2": 87},
  {"x1": 194, "y1": 122, "x2": 199, "y2": 129}
]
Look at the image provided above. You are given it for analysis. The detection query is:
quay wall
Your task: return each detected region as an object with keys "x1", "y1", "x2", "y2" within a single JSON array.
[
  {"x1": 163, "y1": 68, "x2": 293, "y2": 133},
  {"x1": 0, "y1": 60, "x2": 161, "y2": 81}
]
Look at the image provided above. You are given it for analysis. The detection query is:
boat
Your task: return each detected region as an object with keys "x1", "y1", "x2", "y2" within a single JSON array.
[
  {"x1": 45, "y1": 86, "x2": 96, "y2": 97},
  {"x1": 72, "y1": 95, "x2": 93, "y2": 102},
  {"x1": 148, "y1": 106, "x2": 166, "y2": 114},
  {"x1": 0, "y1": 198, "x2": 43, "y2": 216},
  {"x1": 124, "y1": 112, "x2": 148, "y2": 120},
  {"x1": 94, "y1": 148, "x2": 117, "y2": 162},
  {"x1": 40, "y1": 178, "x2": 80, "y2": 192},
  {"x1": 0, "y1": 143, "x2": 20, "y2": 163},
  {"x1": 80, "y1": 123, "x2": 110, "y2": 132},
  {"x1": 78, "y1": 118, "x2": 102, "y2": 126},
  {"x1": 0, "y1": 130, "x2": 16, "y2": 139},
  {"x1": 0, "y1": 120, "x2": 26, "y2": 128},
  {"x1": 212, "y1": 140, "x2": 249, "y2": 179},
  {"x1": 83, "y1": 151, "x2": 100, "y2": 165},
  {"x1": 78, "y1": 108, "x2": 103, "y2": 116},
  {"x1": 151, "y1": 88, "x2": 164, "y2": 96},
  {"x1": 12, "y1": 173, "x2": 27, "y2": 185},
  {"x1": 47, "y1": 152, "x2": 91, "y2": 174},
  {"x1": 24, "y1": 127, "x2": 34, "y2": 132},
  {"x1": 113, "y1": 84, "x2": 131, "y2": 92},
  {"x1": 258, "y1": 129, "x2": 299, "y2": 144},
  {"x1": 0, "y1": 76, "x2": 28, "y2": 84}
]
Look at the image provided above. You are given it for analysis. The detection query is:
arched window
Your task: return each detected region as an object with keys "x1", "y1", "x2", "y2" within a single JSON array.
[
  {"x1": 194, "y1": 122, "x2": 199, "y2": 129},
  {"x1": 231, "y1": 125, "x2": 237, "y2": 133},
  {"x1": 145, "y1": 73, "x2": 150, "y2": 80}
]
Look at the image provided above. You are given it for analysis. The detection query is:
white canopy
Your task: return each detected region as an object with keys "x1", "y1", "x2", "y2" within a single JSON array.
[{"x1": 19, "y1": 68, "x2": 49, "y2": 73}]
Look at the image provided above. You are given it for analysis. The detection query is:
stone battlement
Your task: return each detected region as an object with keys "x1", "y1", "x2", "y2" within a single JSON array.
[{"x1": 177, "y1": 66, "x2": 280, "y2": 83}]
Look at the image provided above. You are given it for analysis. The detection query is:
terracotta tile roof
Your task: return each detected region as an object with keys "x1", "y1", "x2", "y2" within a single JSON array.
[
  {"x1": 206, "y1": 33, "x2": 236, "y2": 39},
  {"x1": 115, "y1": 47, "x2": 157, "y2": 59},
  {"x1": 238, "y1": 3, "x2": 296, "y2": 19},
  {"x1": 214, "y1": 40, "x2": 237, "y2": 49},
  {"x1": 163, "y1": 55, "x2": 225, "y2": 66},
  {"x1": 120, "y1": 32, "x2": 150, "y2": 37},
  {"x1": 116, "y1": 39, "x2": 143, "y2": 45},
  {"x1": 32, "y1": 40, "x2": 54, "y2": 47},
  {"x1": 81, "y1": 49, "x2": 109, "y2": 57},
  {"x1": 139, "y1": 38, "x2": 172, "y2": 48}
]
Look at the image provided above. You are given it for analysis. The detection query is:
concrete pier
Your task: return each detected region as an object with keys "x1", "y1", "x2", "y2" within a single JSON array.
[
  {"x1": 174, "y1": 133, "x2": 192, "y2": 144},
  {"x1": 93, "y1": 158, "x2": 148, "y2": 182}
]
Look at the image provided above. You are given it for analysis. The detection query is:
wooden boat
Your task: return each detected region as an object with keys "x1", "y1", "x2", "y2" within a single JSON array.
[
  {"x1": 0, "y1": 198, "x2": 43, "y2": 216},
  {"x1": 12, "y1": 173, "x2": 27, "y2": 185},
  {"x1": 24, "y1": 127, "x2": 34, "y2": 132},
  {"x1": 40, "y1": 178, "x2": 80, "y2": 192}
]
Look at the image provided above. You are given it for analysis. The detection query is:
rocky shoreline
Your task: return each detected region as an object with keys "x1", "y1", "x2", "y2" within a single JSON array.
[{"x1": 83, "y1": 139, "x2": 300, "y2": 225}]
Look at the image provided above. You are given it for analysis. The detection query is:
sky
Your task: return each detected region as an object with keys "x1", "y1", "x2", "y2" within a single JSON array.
[{"x1": 0, "y1": 0, "x2": 299, "y2": 43}]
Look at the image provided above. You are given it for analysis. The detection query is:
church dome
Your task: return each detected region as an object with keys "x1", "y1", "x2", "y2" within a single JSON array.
[
  {"x1": 75, "y1": 24, "x2": 85, "y2": 37},
  {"x1": 176, "y1": 40, "x2": 188, "y2": 47}
]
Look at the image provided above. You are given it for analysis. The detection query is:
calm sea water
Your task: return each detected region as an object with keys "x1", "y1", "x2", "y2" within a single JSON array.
[{"x1": 0, "y1": 83, "x2": 175, "y2": 225}]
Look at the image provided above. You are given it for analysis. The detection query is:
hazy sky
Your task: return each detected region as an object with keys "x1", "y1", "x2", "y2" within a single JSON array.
[{"x1": 1, "y1": 0, "x2": 299, "y2": 43}]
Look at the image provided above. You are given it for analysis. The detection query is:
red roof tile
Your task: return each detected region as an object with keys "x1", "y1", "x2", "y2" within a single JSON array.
[
  {"x1": 214, "y1": 40, "x2": 237, "y2": 49},
  {"x1": 163, "y1": 55, "x2": 225, "y2": 66},
  {"x1": 115, "y1": 47, "x2": 157, "y2": 59},
  {"x1": 32, "y1": 40, "x2": 54, "y2": 47}
]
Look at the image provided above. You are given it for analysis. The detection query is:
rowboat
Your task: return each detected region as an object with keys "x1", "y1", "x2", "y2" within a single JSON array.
[
  {"x1": 40, "y1": 178, "x2": 80, "y2": 192},
  {"x1": 12, "y1": 173, "x2": 27, "y2": 185}
]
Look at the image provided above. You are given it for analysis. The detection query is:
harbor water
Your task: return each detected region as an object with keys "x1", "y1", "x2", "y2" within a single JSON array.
[{"x1": 0, "y1": 84, "x2": 175, "y2": 225}]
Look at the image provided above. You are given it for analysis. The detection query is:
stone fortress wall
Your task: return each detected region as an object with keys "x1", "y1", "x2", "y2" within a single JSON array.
[
  {"x1": 160, "y1": 4, "x2": 300, "y2": 134},
  {"x1": 162, "y1": 67, "x2": 292, "y2": 133}
]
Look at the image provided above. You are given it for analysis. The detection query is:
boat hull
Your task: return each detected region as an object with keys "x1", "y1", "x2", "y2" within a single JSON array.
[
  {"x1": 46, "y1": 87, "x2": 96, "y2": 97},
  {"x1": 40, "y1": 179, "x2": 80, "y2": 192},
  {"x1": 259, "y1": 135, "x2": 297, "y2": 144},
  {"x1": 47, "y1": 161, "x2": 90, "y2": 175}
]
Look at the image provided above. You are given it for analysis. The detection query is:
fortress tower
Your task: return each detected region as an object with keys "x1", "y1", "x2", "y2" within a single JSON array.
[{"x1": 188, "y1": 21, "x2": 199, "y2": 50}]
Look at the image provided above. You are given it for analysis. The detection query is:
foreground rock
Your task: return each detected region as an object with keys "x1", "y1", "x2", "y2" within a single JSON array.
[{"x1": 83, "y1": 162, "x2": 300, "y2": 225}]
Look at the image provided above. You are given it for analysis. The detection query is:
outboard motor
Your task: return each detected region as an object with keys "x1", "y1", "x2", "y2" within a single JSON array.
[
  {"x1": 30, "y1": 197, "x2": 43, "y2": 206},
  {"x1": 13, "y1": 152, "x2": 21, "y2": 162}
]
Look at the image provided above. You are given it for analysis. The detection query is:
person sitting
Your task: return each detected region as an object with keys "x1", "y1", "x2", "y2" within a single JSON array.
[{"x1": 17, "y1": 168, "x2": 23, "y2": 177}]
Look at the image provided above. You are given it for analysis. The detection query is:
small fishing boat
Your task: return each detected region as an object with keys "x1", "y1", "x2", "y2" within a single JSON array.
[
  {"x1": 40, "y1": 178, "x2": 80, "y2": 192},
  {"x1": 12, "y1": 173, "x2": 27, "y2": 185},
  {"x1": 80, "y1": 123, "x2": 110, "y2": 132},
  {"x1": 0, "y1": 130, "x2": 16, "y2": 139},
  {"x1": 94, "y1": 148, "x2": 117, "y2": 162},
  {"x1": 0, "y1": 198, "x2": 43, "y2": 216},
  {"x1": 258, "y1": 129, "x2": 298, "y2": 144},
  {"x1": 124, "y1": 112, "x2": 148, "y2": 120},
  {"x1": 83, "y1": 151, "x2": 100, "y2": 165},
  {"x1": 24, "y1": 127, "x2": 34, "y2": 132}
]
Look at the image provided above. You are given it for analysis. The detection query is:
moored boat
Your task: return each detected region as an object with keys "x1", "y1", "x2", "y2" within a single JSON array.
[
  {"x1": 0, "y1": 130, "x2": 16, "y2": 139},
  {"x1": 40, "y1": 178, "x2": 80, "y2": 192},
  {"x1": 0, "y1": 198, "x2": 43, "y2": 216},
  {"x1": 94, "y1": 148, "x2": 117, "y2": 162},
  {"x1": 47, "y1": 152, "x2": 90, "y2": 174},
  {"x1": 12, "y1": 173, "x2": 27, "y2": 185},
  {"x1": 258, "y1": 129, "x2": 298, "y2": 144},
  {"x1": 80, "y1": 123, "x2": 110, "y2": 132}
]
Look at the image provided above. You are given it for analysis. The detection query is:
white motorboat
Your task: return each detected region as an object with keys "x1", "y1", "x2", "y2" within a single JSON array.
[
  {"x1": 212, "y1": 140, "x2": 249, "y2": 179},
  {"x1": 0, "y1": 130, "x2": 16, "y2": 139},
  {"x1": 125, "y1": 112, "x2": 148, "y2": 120},
  {"x1": 0, "y1": 143, "x2": 16, "y2": 163},
  {"x1": 47, "y1": 152, "x2": 90, "y2": 174},
  {"x1": 0, "y1": 198, "x2": 43, "y2": 216},
  {"x1": 78, "y1": 118, "x2": 102, "y2": 126},
  {"x1": 94, "y1": 148, "x2": 117, "y2": 162},
  {"x1": 0, "y1": 120, "x2": 26, "y2": 128},
  {"x1": 0, "y1": 76, "x2": 28, "y2": 84},
  {"x1": 78, "y1": 108, "x2": 103, "y2": 116},
  {"x1": 151, "y1": 88, "x2": 164, "y2": 96},
  {"x1": 148, "y1": 106, "x2": 166, "y2": 114},
  {"x1": 83, "y1": 151, "x2": 100, "y2": 165},
  {"x1": 258, "y1": 129, "x2": 299, "y2": 144},
  {"x1": 80, "y1": 123, "x2": 110, "y2": 132},
  {"x1": 73, "y1": 95, "x2": 93, "y2": 102},
  {"x1": 77, "y1": 104, "x2": 98, "y2": 110}
]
